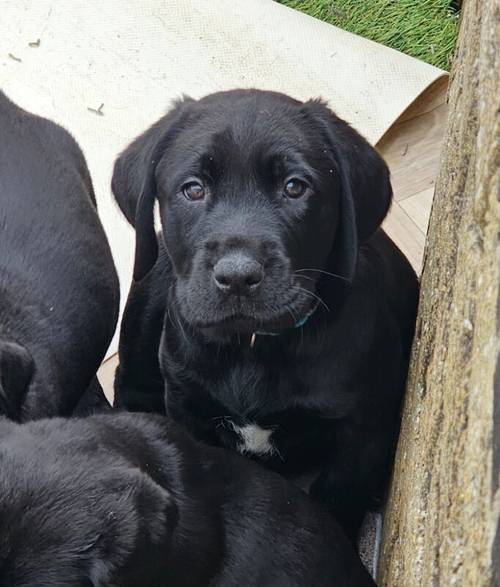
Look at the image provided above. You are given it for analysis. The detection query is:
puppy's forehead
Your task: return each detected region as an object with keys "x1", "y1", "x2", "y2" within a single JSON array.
[{"x1": 181, "y1": 92, "x2": 313, "y2": 162}]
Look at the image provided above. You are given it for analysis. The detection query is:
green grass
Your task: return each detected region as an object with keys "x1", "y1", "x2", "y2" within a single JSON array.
[{"x1": 277, "y1": 0, "x2": 460, "y2": 70}]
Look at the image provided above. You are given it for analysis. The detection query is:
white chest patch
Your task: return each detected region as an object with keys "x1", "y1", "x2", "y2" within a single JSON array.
[{"x1": 231, "y1": 422, "x2": 275, "y2": 457}]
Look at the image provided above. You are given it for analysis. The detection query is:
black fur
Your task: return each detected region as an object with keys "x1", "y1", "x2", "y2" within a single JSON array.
[
  {"x1": 112, "y1": 90, "x2": 419, "y2": 539},
  {"x1": 0, "y1": 92, "x2": 119, "y2": 420},
  {"x1": 0, "y1": 412, "x2": 375, "y2": 586}
]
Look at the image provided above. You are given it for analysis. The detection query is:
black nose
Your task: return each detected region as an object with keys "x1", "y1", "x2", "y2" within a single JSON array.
[{"x1": 213, "y1": 253, "x2": 263, "y2": 294}]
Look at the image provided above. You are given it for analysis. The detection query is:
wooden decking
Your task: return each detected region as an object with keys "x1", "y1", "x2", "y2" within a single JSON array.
[{"x1": 380, "y1": 77, "x2": 449, "y2": 273}]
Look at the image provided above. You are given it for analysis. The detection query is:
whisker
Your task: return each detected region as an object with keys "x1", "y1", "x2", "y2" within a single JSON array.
[
  {"x1": 295, "y1": 274, "x2": 316, "y2": 283},
  {"x1": 294, "y1": 268, "x2": 350, "y2": 283},
  {"x1": 273, "y1": 444, "x2": 285, "y2": 462},
  {"x1": 293, "y1": 285, "x2": 330, "y2": 312},
  {"x1": 174, "y1": 312, "x2": 190, "y2": 345},
  {"x1": 284, "y1": 303, "x2": 298, "y2": 324}
]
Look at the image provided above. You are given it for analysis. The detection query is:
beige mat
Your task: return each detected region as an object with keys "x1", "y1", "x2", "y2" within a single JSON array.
[{"x1": 1, "y1": 0, "x2": 447, "y2": 357}]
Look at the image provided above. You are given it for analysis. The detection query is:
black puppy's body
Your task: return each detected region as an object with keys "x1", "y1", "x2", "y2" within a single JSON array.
[
  {"x1": 113, "y1": 90, "x2": 419, "y2": 538},
  {"x1": 0, "y1": 412, "x2": 374, "y2": 586},
  {"x1": 0, "y1": 92, "x2": 119, "y2": 420}
]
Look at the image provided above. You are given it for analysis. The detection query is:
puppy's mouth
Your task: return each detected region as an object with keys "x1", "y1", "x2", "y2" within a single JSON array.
[{"x1": 181, "y1": 291, "x2": 320, "y2": 334}]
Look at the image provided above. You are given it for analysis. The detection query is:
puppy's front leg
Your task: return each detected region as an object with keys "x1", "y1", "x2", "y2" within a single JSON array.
[
  {"x1": 114, "y1": 246, "x2": 169, "y2": 414},
  {"x1": 310, "y1": 414, "x2": 397, "y2": 542}
]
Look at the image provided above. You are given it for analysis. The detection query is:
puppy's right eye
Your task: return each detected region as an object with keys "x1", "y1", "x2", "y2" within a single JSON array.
[
  {"x1": 283, "y1": 178, "x2": 308, "y2": 199},
  {"x1": 182, "y1": 182, "x2": 205, "y2": 201}
]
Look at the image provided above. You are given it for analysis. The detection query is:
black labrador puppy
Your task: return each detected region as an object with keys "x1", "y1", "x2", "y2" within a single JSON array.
[
  {"x1": 0, "y1": 91, "x2": 119, "y2": 420},
  {"x1": 112, "y1": 89, "x2": 419, "y2": 539},
  {"x1": 0, "y1": 412, "x2": 375, "y2": 586}
]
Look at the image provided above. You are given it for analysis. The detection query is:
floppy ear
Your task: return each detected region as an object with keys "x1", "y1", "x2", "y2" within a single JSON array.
[
  {"x1": 87, "y1": 468, "x2": 177, "y2": 586},
  {"x1": 0, "y1": 340, "x2": 34, "y2": 420},
  {"x1": 302, "y1": 100, "x2": 392, "y2": 281},
  {"x1": 111, "y1": 97, "x2": 195, "y2": 280}
]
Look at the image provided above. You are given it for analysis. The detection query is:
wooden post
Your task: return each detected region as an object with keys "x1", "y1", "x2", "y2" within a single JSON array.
[{"x1": 378, "y1": 1, "x2": 499, "y2": 585}]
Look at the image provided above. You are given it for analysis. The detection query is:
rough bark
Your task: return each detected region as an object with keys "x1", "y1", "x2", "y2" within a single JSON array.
[{"x1": 378, "y1": 1, "x2": 500, "y2": 586}]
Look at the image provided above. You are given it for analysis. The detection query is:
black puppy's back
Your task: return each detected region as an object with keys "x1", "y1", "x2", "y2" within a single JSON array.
[
  {"x1": 0, "y1": 412, "x2": 375, "y2": 586},
  {"x1": 0, "y1": 92, "x2": 119, "y2": 419}
]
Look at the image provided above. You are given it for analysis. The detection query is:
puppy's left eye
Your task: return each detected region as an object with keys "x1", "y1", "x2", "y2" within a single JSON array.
[
  {"x1": 183, "y1": 181, "x2": 206, "y2": 201},
  {"x1": 283, "y1": 178, "x2": 308, "y2": 199}
]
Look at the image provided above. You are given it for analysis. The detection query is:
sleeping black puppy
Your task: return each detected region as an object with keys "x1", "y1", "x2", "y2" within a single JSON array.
[
  {"x1": 0, "y1": 91, "x2": 119, "y2": 420},
  {"x1": 0, "y1": 412, "x2": 375, "y2": 586},
  {"x1": 112, "y1": 89, "x2": 419, "y2": 539}
]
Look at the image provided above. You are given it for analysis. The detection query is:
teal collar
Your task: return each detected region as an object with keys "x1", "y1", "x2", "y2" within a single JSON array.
[{"x1": 250, "y1": 301, "x2": 320, "y2": 347}]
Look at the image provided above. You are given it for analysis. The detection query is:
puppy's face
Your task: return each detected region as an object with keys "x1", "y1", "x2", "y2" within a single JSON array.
[
  {"x1": 158, "y1": 92, "x2": 341, "y2": 332},
  {"x1": 114, "y1": 90, "x2": 392, "y2": 333},
  {"x1": 0, "y1": 436, "x2": 173, "y2": 587}
]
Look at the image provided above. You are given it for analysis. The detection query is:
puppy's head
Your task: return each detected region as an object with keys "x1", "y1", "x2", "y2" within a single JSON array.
[
  {"x1": 0, "y1": 444, "x2": 175, "y2": 586},
  {"x1": 113, "y1": 90, "x2": 391, "y2": 333}
]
